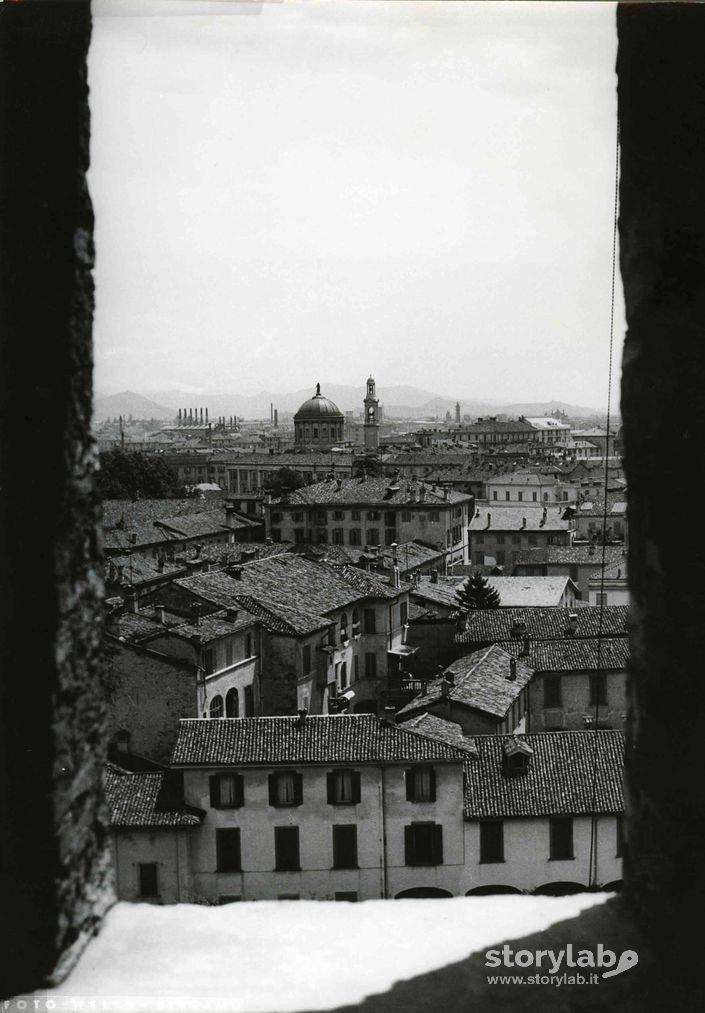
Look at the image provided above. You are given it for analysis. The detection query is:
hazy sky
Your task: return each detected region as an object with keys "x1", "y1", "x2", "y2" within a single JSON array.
[{"x1": 89, "y1": 0, "x2": 623, "y2": 408}]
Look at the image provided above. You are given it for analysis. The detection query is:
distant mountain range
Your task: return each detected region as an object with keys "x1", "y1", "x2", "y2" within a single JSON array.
[{"x1": 93, "y1": 385, "x2": 605, "y2": 423}]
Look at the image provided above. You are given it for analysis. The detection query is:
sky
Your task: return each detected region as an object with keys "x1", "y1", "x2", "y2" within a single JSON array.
[{"x1": 89, "y1": 0, "x2": 623, "y2": 409}]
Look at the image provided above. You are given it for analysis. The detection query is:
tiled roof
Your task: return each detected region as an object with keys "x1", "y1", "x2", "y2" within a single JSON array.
[
  {"x1": 410, "y1": 576, "x2": 466, "y2": 610},
  {"x1": 469, "y1": 506, "x2": 572, "y2": 532},
  {"x1": 455, "y1": 605, "x2": 631, "y2": 645},
  {"x1": 109, "y1": 606, "x2": 183, "y2": 642},
  {"x1": 105, "y1": 553, "x2": 186, "y2": 587},
  {"x1": 281, "y1": 477, "x2": 471, "y2": 507},
  {"x1": 397, "y1": 646, "x2": 534, "y2": 720},
  {"x1": 171, "y1": 714, "x2": 469, "y2": 766},
  {"x1": 216, "y1": 452, "x2": 355, "y2": 467},
  {"x1": 102, "y1": 498, "x2": 225, "y2": 530},
  {"x1": 103, "y1": 524, "x2": 181, "y2": 552},
  {"x1": 590, "y1": 561, "x2": 629, "y2": 582},
  {"x1": 168, "y1": 609, "x2": 260, "y2": 643},
  {"x1": 500, "y1": 636, "x2": 630, "y2": 672},
  {"x1": 462, "y1": 731, "x2": 625, "y2": 818},
  {"x1": 104, "y1": 764, "x2": 205, "y2": 828},
  {"x1": 155, "y1": 509, "x2": 229, "y2": 538},
  {"x1": 176, "y1": 553, "x2": 405, "y2": 637},
  {"x1": 512, "y1": 545, "x2": 625, "y2": 566},
  {"x1": 400, "y1": 713, "x2": 479, "y2": 755}
]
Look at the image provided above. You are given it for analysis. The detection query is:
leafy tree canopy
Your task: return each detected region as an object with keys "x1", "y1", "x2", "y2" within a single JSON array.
[
  {"x1": 262, "y1": 467, "x2": 306, "y2": 499},
  {"x1": 455, "y1": 571, "x2": 502, "y2": 611},
  {"x1": 96, "y1": 449, "x2": 182, "y2": 500}
]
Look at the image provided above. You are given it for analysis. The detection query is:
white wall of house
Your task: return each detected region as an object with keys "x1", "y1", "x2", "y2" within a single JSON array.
[
  {"x1": 112, "y1": 828, "x2": 195, "y2": 904},
  {"x1": 462, "y1": 815, "x2": 622, "y2": 894}
]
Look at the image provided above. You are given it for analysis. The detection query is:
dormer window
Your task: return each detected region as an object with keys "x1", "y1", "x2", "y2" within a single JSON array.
[{"x1": 501, "y1": 738, "x2": 533, "y2": 778}]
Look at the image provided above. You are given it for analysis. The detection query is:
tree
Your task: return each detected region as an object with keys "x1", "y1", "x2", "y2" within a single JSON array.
[
  {"x1": 96, "y1": 449, "x2": 182, "y2": 500},
  {"x1": 455, "y1": 571, "x2": 501, "y2": 611},
  {"x1": 262, "y1": 467, "x2": 306, "y2": 500}
]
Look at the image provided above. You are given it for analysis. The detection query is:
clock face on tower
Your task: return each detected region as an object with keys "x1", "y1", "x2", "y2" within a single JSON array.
[{"x1": 367, "y1": 406, "x2": 375, "y2": 418}]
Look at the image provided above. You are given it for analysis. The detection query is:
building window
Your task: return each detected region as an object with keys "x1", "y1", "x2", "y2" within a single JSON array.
[
  {"x1": 327, "y1": 769, "x2": 361, "y2": 805},
  {"x1": 274, "y1": 827, "x2": 300, "y2": 871},
  {"x1": 317, "y1": 528, "x2": 328, "y2": 544},
  {"x1": 479, "y1": 820, "x2": 505, "y2": 863},
  {"x1": 511, "y1": 534, "x2": 520, "y2": 545},
  {"x1": 474, "y1": 552, "x2": 484, "y2": 565},
  {"x1": 225, "y1": 640, "x2": 233, "y2": 667},
  {"x1": 293, "y1": 528, "x2": 306, "y2": 544},
  {"x1": 245, "y1": 633, "x2": 252, "y2": 658},
  {"x1": 590, "y1": 673, "x2": 608, "y2": 706},
  {"x1": 496, "y1": 551, "x2": 505, "y2": 565},
  {"x1": 496, "y1": 534, "x2": 505, "y2": 545},
  {"x1": 363, "y1": 608, "x2": 376, "y2": 633},
  {"x1": 404, "y1": 823, "x2": 443, "y2": 866},
  {"x1": 364, "y1": 653, "x2": 377, "y2": 679},
  {"x1": 225, "y1": 688, "x2": 239, "y2": 718},
  {"x1": 351, "y1": 510, "x2": 361, "y2": 521},
  {"x1": 268, "y1": 771, "x2": 303, "y2": 807},
  {"x1": 302, "y1": 644, "x2": 312, "y2": 674},
  {"x1": 401, "y1": 511, "x2": 412, "y2": 522},
  {"x1": 528, "y1": 533, "x2": 537, "y2": 546},
  {"x1": 429, "y1": 511, "x2": 440, "y2": 522},
  {"x1": 616, "y1": 815, "x2": 624, "y2": 858},
  {"x1": 332, "y1": 825, "x2": 358, "y2": 869},
  {"x1": 333, "y1": 529, "x2": 345, "y2": 545},
  {"x1": 534, "y1": 492, "x2": 539, "y2": 502},
  {"x1": 367, "y1": 510, "x2": 381, "y2": 521},
  {"x1": 549, "y1": 817, "x2": 574, "y2": 860},
  {"x1": 505, "y1": 491, "x2": 511, "y2": 501},
  {"x1": 492, "y1": 491, "x2": 498, "y2": 501},
  {"x1": 216, "y1": 828, "x2": 242, "y2": 872},
  {"x1": 210, "y1": 773, "x2": 244, "y2": 809},
  {"x1": 384, "y1": 528, "x2": 396, "y2": 546},
  {"x1": 349, "y1": 528, "x2": 361, "y2": 546},
  {"x1": 333, "y1": 510, "x2": 345, "y2": 521},
  {"x1": 138, "y1": 862, "x2": 159, "y2": 898},
  {"x1": 544, "y1": 674, "x2": 562, "y2": 709},
  {"x1": 596, "y1": 592, "x2": 608, "y2": 606},
  {"x1": 400, "y1": 601, "x2": 408, "y2": 626},
  {"x1": 340, "y1": 661, "x2": 347, "y2": 688},
  {"x1": 405, "y1": 766, "x2": 436, "y2": 803},
  {"x1": 204, "y1": 648, "x2": 217, "y2": 675},
  {"x1": 292, "y1": 512, "x2": 304, "y2": 522},
  {"x1": 244, "y1": 684, "x2": 254, "y2": 716},
  {"x1": 367, "y1": 528, "x2": 380, "y2": 545},
  {"x1": 210, "y1": 695, "x2": 224, "y2": 719}
]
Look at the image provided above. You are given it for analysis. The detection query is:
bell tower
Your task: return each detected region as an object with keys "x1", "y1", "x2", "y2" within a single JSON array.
[{"x1": 363, "y1": 374, "x2": 380, "y2": 452}]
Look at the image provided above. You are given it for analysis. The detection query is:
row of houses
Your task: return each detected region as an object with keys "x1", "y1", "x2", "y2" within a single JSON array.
[{"x1": 107, "y1": 713, "x2": 624, "y2": 904}]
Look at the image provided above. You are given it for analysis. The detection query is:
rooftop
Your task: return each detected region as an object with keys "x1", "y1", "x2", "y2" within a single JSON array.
[
  {"x1": 500, "y1": 636, "x2": 630, "y2": 672},
  {"x1": 463, "y1": 730, "x2": 624, "y2": 818},
  {"x1": 171, "y1": 714, "x2": 469, "y2": 766},
  {"x1": 104, "y1": 764, "x2": 204, "y2": 828},
  {"x1": 455, "y1": 604, "x2": 631, "y2": 644},
  {"x1": 482, "y1": 575, "x2": 579, "y2": 607},
  {"x1": 280, "y1": 477, "x2": 471, "y2": 507},
  {"x1": 397, "y1": 645, "x2": 534, "y2": 721},
  {"x1": 469, "y1": 506, "x2": 572, "y2": 531}
]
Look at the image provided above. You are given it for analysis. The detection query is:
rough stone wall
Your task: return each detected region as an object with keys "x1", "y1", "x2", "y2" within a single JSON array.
[
  {"x1": 618, "y1": 1, "x2": 705, "y2": 981},
  {"x1": 0, "y1": 0, "x2": 114, "y2": 996}
]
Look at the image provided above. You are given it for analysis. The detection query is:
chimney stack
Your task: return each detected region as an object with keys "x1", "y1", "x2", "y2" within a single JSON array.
[
  {"x1": 155, "y1": 604, "x2": 165, "y2": 624},
  {"x1": 382, "y1": 706, "x2": 396, "y2": 726},
  {"x1": 508, "y1": 658, "x2": 517, "y2": 681},
  {"x1": 205, "y1": 407, "x2": 208, "y2": 423},
  {"x1": 431, "y1": 568, "x2": 439, "y2": 584},
  {"x1": 392, "y1": 565, "x2": 400, "y2": 589},
  {"x1": 522, "y1": 635, "x2": 530, "y2": 657},
  {"x1": 274, "y1": 409, "x2": 278, "y2": 429},
  {"x1": 297, "y1": 708, "x2": 308, "y2": 727}
]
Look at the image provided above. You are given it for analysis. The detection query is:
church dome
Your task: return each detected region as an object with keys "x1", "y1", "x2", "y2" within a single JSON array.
[{"x1": 294, "y1": 383, "x2": 344, "y2": 420}]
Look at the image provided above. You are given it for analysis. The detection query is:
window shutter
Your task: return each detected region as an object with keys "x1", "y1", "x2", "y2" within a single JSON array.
[
  {"x1": 352, "y1": 771, "x2": 361, "y2": 805},
  {"x1": 209, "y1": 774, "x2": 220, "y2": 809},
  {"x1": 234, "y1": 772, "x2": 244, "y2": 808},
  {"x1": 428, "y1": 767, "x2": 436, "y2": 802},
  {"x1": 433, "y1": 825, "x2": 444, "y2": 865},
  {"x1": 293, "y1": 771, "x2": 303, "y2": 806},
  {"x1": 405, "y1": 769, "x2": 414, "y2": 802},
  {"x1": 268, "y1": 773, "x2": 277, "y2": 807},
  {"x1": 404, "y1": 826, "x2": 415, "y2": 865},
  {"x1": 327, "y1": 772, "x2": 336, "y2": 805}
]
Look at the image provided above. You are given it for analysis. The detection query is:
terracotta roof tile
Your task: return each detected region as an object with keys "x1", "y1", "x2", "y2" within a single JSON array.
[
  {"x1": 105, "y1": 765, "x2": 205, "y2": 828},
  {"x1": 463, "y1": 730, "x2": 624, "y2": 817},
  {"x1": 171, "y1": 714, "x2": 468, "y2": 766}
]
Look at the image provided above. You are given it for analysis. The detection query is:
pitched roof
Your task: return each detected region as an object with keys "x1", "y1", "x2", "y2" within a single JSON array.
[
  {"x1": 154, "y1": 509, "x2": 229, "y2": 538},
  {"x1": 483, "y1": 576, "x2": 578, "y2": 607},
  {"x1": 104, "y1": 765, "x2": 205, "y2": 828},
  {"x1": 500, "y1": 636, "x2": 630, "y2": 672},
  {"x1": 512, "y1": 545, "x2": 625, "y2": 566},
  {"x1": 175, "y1": 554, "x2": 404, "y2": 637},
  {"x1": 281, "y1": 477, "x2": 471, "y2": 507},
  {"x1": 171, "y1": 714, "x2": 468, "y2": 766},
  {"x1": 455, "y1": 605, "x2": 631, "y2": 645},
  {"x1": 400, "y1": 713, "x2": 479, "y2": 755},
  {"x1": 397, "y1": 645, "x2": 534, "y2": 720},
  {"x1": 410, "y1": 575, "x2": 466, "y2": 609},
  {"x1": 462, "y1": 730, "x2": 624, "y2": 818}
]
